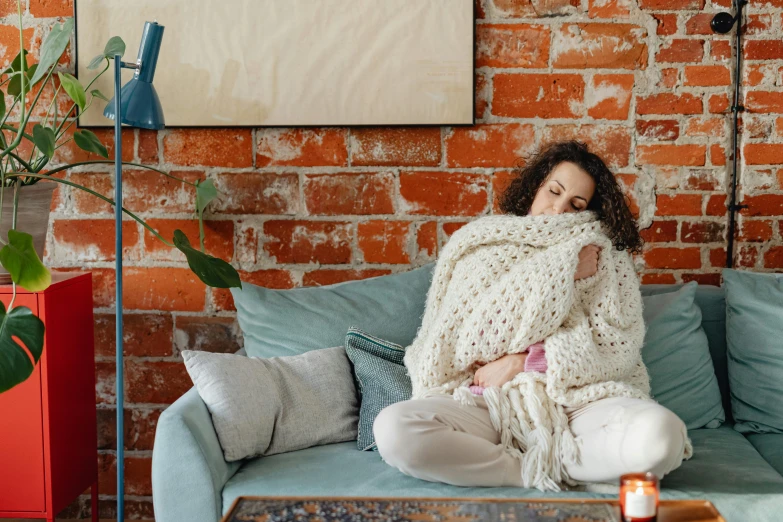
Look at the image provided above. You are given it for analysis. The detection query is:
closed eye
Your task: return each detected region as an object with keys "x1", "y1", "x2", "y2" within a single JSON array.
[{"x1": 551, "y1": 189, "x2": 582, "y2": 210}]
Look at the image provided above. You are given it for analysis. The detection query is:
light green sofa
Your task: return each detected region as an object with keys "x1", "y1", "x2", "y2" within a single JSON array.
[{"x1": 151, "y1": 284, "x2": 783, "y2": 522}]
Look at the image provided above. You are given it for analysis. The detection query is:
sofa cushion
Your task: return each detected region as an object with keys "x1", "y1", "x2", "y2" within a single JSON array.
[
  {"x1": 747, "y1": 434, "x2": 783, "y2": 477},
  {"x1": 231, "y1": 264, "x2": 434, "y2": 359},
  {"x1": 641, "y1": 283, "x2": 724, "y2": 429},
  {"x1": 222, "y1": 425, "x2": 783, "y2": 522},
  {"x1": 641, "y1": 284, "x2": 728, "y2": 413},
  {"x1": 661, "y1": 426, "x2": 783, "y2": 522},
  {"x1": 182, "y1": 348, "x2": 358, "y2": 461},
  {"x1": 723, "y1": 269, "x2": 783, "y2": 434},
  {"x1": 692, "y1": 285, "x2": 730, "y2": 423},
  {"x1": 344, "y1": 327, "x2": 411, "y2": 451}
]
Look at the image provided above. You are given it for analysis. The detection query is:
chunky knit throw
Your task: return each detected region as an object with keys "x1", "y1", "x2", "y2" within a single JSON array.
[{"x1": 403, "y1": 211, "x2": 692, "y2": 491}]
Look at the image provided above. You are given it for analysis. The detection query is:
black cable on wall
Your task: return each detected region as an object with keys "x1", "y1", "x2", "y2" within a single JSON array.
[{"x1": 711, "y1": 0, "x2": 749, "y2": 268}]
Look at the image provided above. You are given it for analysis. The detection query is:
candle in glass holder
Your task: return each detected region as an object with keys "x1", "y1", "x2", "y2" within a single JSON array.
[{"x1": 619, "y1": 472, "x2": 659, "y2": 522}]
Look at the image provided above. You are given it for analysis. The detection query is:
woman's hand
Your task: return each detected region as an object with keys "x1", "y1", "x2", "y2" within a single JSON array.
[
  {"x1": 472, "y1": 353, "x2": 527, "y2": 387},
  {"x1": 575, "y1": 244, "x2": 601, "y2": 281}
]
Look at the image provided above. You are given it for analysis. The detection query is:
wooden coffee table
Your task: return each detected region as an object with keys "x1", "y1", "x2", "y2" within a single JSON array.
[{"x1": 221, "y1": 496, "x2": 725, "y2": 522}]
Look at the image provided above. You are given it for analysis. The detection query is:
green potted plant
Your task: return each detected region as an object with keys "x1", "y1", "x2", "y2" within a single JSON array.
[{"x1": 0, "y1": 4, "x2": 240, "y2": 393}]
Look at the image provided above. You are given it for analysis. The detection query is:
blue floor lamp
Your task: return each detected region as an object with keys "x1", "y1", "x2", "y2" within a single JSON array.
[{"x1": 102, "y1": 21, "x2": 165, "y2": 522}]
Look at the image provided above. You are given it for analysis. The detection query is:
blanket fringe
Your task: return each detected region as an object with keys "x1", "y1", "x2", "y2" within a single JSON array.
[
  {"x1": 417, "y1": 381, "x2": 459, "y2": 400},
  {"x1": 684, "y1": 434, "x2": 694, "y2": 460},
  {"x1": 483, "y1": 382, "x2": 581, "y2": 492},
  {"x1": 451, "y1": 378, "x2": 478, "y2": 407}
]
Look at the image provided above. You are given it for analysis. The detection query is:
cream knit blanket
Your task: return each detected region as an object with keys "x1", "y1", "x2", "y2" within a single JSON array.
[{"x1": 403, "y1": 211, "x2": 692, "y2": 491}]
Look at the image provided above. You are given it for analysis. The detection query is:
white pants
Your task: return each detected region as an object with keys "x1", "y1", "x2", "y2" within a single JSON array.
[{"x1": 373, "y1": 393, "x2": 688, "y2": 487}]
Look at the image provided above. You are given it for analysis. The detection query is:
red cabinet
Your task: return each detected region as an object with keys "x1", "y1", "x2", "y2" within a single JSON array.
[{"x1": 0, "y1": 272, "x2": 98, "y2": 522}]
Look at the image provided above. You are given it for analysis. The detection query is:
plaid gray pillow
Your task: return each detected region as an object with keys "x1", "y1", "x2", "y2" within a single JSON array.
[{"x1": 344, "y1": 326, "x2": 413, "y2": 451}]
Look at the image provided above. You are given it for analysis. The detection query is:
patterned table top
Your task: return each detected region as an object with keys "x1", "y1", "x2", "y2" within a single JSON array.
[
  {"x1": 222, "y1": 496, "x2": 724, "y2": 522},
  {"x1": 223, "y1": 497, "x2": 620, "y2": 522}
]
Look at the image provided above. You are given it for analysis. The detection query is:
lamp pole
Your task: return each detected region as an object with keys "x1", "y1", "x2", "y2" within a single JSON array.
[
  {"x1": 112, "y1": 52, "x2": 126, "y2": 522},
  {"x1": 104, "y1": 22, "x2": 165, "y2": 522}
]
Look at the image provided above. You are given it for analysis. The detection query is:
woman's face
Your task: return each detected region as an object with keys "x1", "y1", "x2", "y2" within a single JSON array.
[{"x1": 529, "y1": 161, "x2": 596, "y2": 216}]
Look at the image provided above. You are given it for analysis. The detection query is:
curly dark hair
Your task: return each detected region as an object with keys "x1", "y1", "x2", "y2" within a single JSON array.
[{"x1": 498, "y1": 140, "x2": 644, "y2": 254}]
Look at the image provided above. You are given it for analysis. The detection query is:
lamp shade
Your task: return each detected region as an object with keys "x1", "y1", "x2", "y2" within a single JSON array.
[
  {"x1": 104, "y1": 79, "x2": 164, "y2": 129},
  {"x1": 103, "y1": 21, "x2": 165, "y2": 129}
]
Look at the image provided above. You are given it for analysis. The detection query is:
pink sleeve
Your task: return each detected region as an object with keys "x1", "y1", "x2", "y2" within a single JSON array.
[
  {"x1": 470, "y1": 341, "x2": 547, "y2": 395},
  {"x1": 524, "y1": 341, "x2": 547, "y2": 373}
]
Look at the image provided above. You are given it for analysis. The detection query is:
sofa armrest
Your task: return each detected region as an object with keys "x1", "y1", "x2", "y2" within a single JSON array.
[{"x1": 152, "y1": 387, "x2": 241, "y2": 522}]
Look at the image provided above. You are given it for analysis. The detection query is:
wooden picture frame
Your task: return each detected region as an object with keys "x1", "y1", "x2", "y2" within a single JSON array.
[{"x1": 75, "y1": 0, "x2": 475, "y2": 127}]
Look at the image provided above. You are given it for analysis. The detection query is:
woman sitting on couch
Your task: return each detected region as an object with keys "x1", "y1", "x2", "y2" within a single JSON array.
[{"x1": 373, "y1": 140, "x2": 689, "y2": 490}]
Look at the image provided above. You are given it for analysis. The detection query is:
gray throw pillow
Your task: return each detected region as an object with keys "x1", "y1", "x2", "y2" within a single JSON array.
[
  {"x1": 344, "y1": 327, "x2": 412, "y2": 451},
  {"x1": 182, "y1": 347, "x2": 359, "y2": 461},
  {"x1": 231, "y1": 263, "x2": 434, "y2": 359},
  {"x1": 723, "y1": 269, "x2": 783, "y2": 434}
]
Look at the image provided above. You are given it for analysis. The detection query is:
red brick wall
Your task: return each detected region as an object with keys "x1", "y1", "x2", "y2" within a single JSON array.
[{"x1": 7, "y1": 0, "x2": 782, "y2": 518}]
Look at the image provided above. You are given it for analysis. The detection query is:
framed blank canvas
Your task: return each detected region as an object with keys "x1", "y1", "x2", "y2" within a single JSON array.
[{"x1": 75, "y1": 0, "x2": 475, "y2": 127}]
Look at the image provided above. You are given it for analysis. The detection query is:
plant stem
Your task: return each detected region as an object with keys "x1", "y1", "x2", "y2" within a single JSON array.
[
  {"x1": 0, "y1": 36, "x2": 58, "y2": 160},
  {"x1": 1, "y1": 123, "x2": 37, "y2": 143},
  {"x1": 8, "y1": 152, "x2": 33, "y2": 173},
  {"x1": 198, "y1": 207, "x2": 205, "y2": 252},
  {"x1": 5, "y1": 172, "x2": 175, "y2": 246},
  {"x1": 0, "y1": 168, "x2": 5, "y2": 227},
  {"x1": 54, "y1": 112, "x2": 77, "y2": 140},
  {"x1": 40, "y1": 77, "x2": 62, "y2": 129},
  {"x1": 52, "y1": 91, "x2": 98, "y2": 147},
  {"x1": 30, "y1": 86, "x2": 94, "y2": 167},
  {"x1": 17, "y1": 0, "x2": 24, "y2": 135},
  {"x1": 5, "y1": 160, "x2": 201, "y2": 187},
  {"x1": 52, "y1": 137, "x2": 72, "y2": 151},
  {"x1": 0, "y1": 96, "x2": 20, "y2": 132},
  {"x1": 53, "y1": 75, "x2": 58, "y2": 127},
  {"x1": 11, "y1": 180, "x2": 18, "y2": 229},
  {"x1": 53, "y1": 62, "x2": 109, "y2": 138}
]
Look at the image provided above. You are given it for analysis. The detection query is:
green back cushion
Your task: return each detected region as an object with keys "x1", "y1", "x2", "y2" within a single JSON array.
[
  {"x1": 723, "y1": 269, "x2": 783, "y2": 434},
  {"x1": 643, "y1": 284, "x2": 730, "y2": 423},
  {"x1": 344, "y1": 281, "x2": 725, "y2": 448},
  {"x1": 344, "y1": 327, "x2": 412, "y2": 451},
  {"x1": 231, "y1": 265, "x2": 726, "y2": 434},
  {"x1": 640, "y1": 282, "x2": 725, "y2": 430},
  {"x1": 692, "y1": 285, "x2": 730, "y2": 423},
  {"x1": 230, "y1": 263, "x2": 434, "y2": 358}
]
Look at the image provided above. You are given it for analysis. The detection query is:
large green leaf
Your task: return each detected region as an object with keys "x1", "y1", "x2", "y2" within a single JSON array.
[
  {"x1": 7, "y1": 63, "x2": 39, "y2": 99},
  {"x1": 103, "y1": 36, "x2": 126, "y2": 58},
  {"x1": 25, "y1": 63, "x2": 38, "y2": 82},
  {"x1": 30, "y1": 18, "x2": 73, "y2": 86},
  {"x1": 0, "y1": 230, "x2": 52, "y2": 292},
  {"x1": 0, "y1": 93, "x2": 6, "y2": 121},
  {"x1": 73, "y1": 129, "x2": 108, "y2": 158},
  {"x1": 7, "y1": 71, "x2": 28, "y2": 98},
  {"x1": 87, "y1": 36, "x2": 126, "y2": 70},
  {"x1": 0, "y1": 302, "x2": 45, "y2": 393},
  {"x1": 195, "y1": 179, "x2": 217, "y2": 214},
  {"x1": 58, "y1": 72, "x2": 86, "y2": 111},
  {"x1": 32, "y1": 124, "x2": 56, "y2": 159},
  {"x1": 3, "y1": 50, "x2": 28, "y2": 75},
  {"x1": 87, "y1": 54, "x2": 105, "y2": 70},
  {"x1": 172, "y1": 229, "x2": 241, "y2": 289}
]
